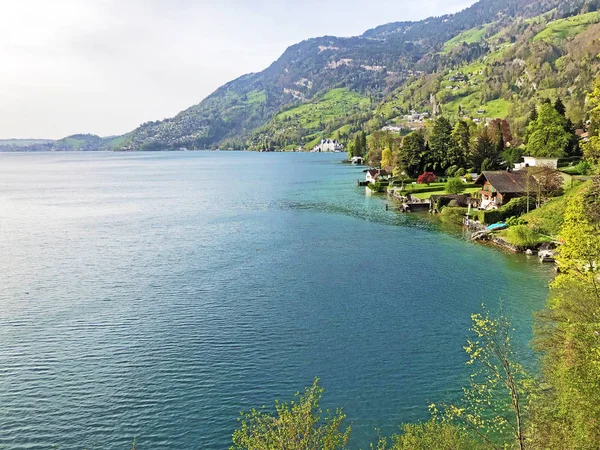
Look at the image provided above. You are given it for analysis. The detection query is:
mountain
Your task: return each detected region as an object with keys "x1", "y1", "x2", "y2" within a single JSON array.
[
  {"x1": 6, "y1": 0, "x2": 600, "y2": 152},
  {"x1": 0, "y1": 134, "x2": 128, "y2": 152}
]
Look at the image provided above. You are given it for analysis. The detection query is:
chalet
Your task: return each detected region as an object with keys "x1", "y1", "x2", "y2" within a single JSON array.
[
  {"x1": 514, "y1": 156, "x2": 559, "y2": 171},
  {"x1": 365, "y1": 169, "x2": 389, "y2": 184},
  {"x1": 475, "y1": 171, "x2": 531, "y2": 209}
]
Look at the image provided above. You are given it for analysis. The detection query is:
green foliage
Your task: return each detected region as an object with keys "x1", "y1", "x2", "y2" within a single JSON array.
[
  {"x1": 475, "y1": 197, "x2": 536, "y2": 224},
  {"x1": 530, "y1": 181, "x2": 600, "y2": 449},
  {"x1": 500, "y1": 225, "x2": 550, "y2": 247},
  {"x1": 521, "y1": 180, "x2": 589, "y2": 236},
  {"x1": 553, "y1": 193, "x2": 600, "y2": 292},
  {"x1": 471, "y1": 127, "x2": 502, "y2": 172},
  {"x1": 575, "y1": 160, "x2": 593, "y2": 175},
  {"x1": 398, "y1": 132, "x2": 426, "y2": 177},
  {"x1": 526, "y1": 103, "x2": 573, "y2": 158},
  {"x1": 439, "y1": 207, "x2": 469, "y2": 224},
  {"x1": 438, "y1": 308, "x2": 532, "y2": 450},
  {"x1": 445, "y1": 177, "x2": 466, "y2": 194},
  {"x1": 381, "y1": 148, "x2": 393, "y2": 168},
  {"x1": 375, "y1": 419, "x2": 481, "y2": 450},
  {"x1": 505, "y1": 216, "x2": 527, "y2": 227},
  {"x1": 231, "y1": 379, "x2": 350, "y2": 450},
  {"x1": 533, "y1": 11, "x2": 600, "y2": 44},
  {"x1": 427, "y1": 117, "x2": 454, "y2": 172}
]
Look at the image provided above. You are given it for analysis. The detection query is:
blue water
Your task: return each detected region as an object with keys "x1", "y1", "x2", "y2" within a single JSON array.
[{"x1": 0, "y1": 152, "x2": 552, "y2": 449}]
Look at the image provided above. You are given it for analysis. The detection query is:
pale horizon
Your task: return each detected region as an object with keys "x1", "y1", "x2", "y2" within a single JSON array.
[{"x1": 1, "y1": 0, "x2": 475, "y2": 140}]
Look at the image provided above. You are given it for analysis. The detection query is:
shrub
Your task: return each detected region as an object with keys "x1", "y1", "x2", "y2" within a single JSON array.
[
  {"x1": 417, "y1": 172, "x2": 437, "y2": 185},
  {"x1": 506, "y1": 216, "x2": 527, "y2": 227},
  {"x1": 476, "y1": 197, "x2": 536, "y2": 224},
  {"x1": 446, "y1": 165, "x2": 459, "y2": 177},
  {"x1": 456, "y1": 168, "x2": 467, "y2": 177},
  {"x1": 503, "y1": 225, "x2": 545, "y2": 247},
  {"x1": 445, "y1": 177, "x2": 466, "y2": 194},
  {"x1": 464, "y1": 174, "x2": 473, "y2": 182},
  {"x1": 575, "y1": 160, "x2": 593, "y2": 176}
]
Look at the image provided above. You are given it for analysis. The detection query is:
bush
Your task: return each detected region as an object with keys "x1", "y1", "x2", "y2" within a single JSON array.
[
  {"x1": 446, "y1": 165, "x2": 459, "y2": 177},
  {"x1": 417, "y1": 172, "x2": 437, "y2": 185},
  {"x1": 440, "y1": 206, "x2": 468, "y2": 224},
  {"x1": 456, "y1": 168, "x2": 467, "y2": 177},
  {"x1": 502, "y1": 225, "x2": 546, "y2": 247},
  {"x1": 445, "y1": 177, "x2": 466, "y2": 194},
  {"x1": 464, "y1": 174, "x2": 473, "y2": 182},
  {"x1": 506, "y1": 216, "x2": 527, "y2": 227},
  {"x1": 575, "y1": 160, "x2": 593, "y2": 176},
  {"x1": 476, "y1": 197, "x2": 536, "y2": 224}
]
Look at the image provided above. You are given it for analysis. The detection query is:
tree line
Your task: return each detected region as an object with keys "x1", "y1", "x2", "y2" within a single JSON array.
[{"x1": 349, "y1": 97, "x2": 581, "y2": 179}]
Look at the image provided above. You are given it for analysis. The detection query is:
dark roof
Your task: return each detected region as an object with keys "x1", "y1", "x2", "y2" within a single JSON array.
[{"x1": 475, "y1": 171, "x2": 530, "y2": 194}]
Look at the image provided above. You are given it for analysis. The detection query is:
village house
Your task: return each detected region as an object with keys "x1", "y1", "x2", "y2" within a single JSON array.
[
  {"x1": 475, "y1": 171, "x2": 532, "y2": 210},
  {"x1": 312, "y1": 139, "x2": 343, "y2": 152},
  {"x1": 365, "y1": 169, "x2": 390, "y2": 184},
  {"x1": 514, "y1": 156, "x2": 559, "y2": 171}
]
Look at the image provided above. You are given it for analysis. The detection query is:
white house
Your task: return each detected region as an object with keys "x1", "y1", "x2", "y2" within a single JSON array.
[
  {"x1": 312, "y1": 139, "x2": 343, "y2": 152},
  {"x1": 366, "y1": 169, "x2": 389, "y2": 183},
  {"x1": 514, "y1": 156, "x2": 559, "y2": 171}
]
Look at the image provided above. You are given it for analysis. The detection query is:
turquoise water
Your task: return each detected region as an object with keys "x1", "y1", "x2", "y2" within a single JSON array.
[{"x1": 0, "y1": 152, "x2": 552, "y2": 449}]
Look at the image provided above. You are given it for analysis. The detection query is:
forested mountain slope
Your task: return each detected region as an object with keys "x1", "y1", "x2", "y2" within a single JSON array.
[{"x1": 120, "y1": 0, "x2": 592, "y2": 151}]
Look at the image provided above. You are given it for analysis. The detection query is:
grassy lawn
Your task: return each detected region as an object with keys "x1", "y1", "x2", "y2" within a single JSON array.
[
  {"x1": 533, "y1": 11, "x2": 600, "y2": 44},
  {"x1": 399, "y1": 182, "x2": 479, "y2": 200},
  {"x1": 496, "y1": 227, "x2": 553, "y2": 247},
  {"x1": 274, "y1": 88, "x2": 370, "y2": 130},
  {"x1": 521, "y1": 180, "x2": 591, "y2": 237},
  {"x1": 441, "y1": 25, "x2": 490, "y2": 54}
]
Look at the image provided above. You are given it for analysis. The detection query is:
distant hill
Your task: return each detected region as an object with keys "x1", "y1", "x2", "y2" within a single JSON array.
[
  {"x1": 6, "y1": 0, "x2": 600, "y2": 152},
  {"x1": 0, "y1": 134, "x2": 129, "y2": 152}
]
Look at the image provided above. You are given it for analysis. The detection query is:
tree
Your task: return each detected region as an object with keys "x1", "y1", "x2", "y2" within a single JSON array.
[
  {"x1": 381, "y1": 148, "x2": 393, "y2": 169},
  {"x1": 445, "y1": 177, "x2": 466, "y2": 195},
  {"x1": 417, "y1": 172, "x2": 437, "y2": 185},
  {"x1": 231, "y1": 379, "x2": 350, "y2": 450},
  {"x1": 529, "y1": 166, "x2": 564, "y2": 206},
  {"x1": 526, "y1": 103, "x2": 573, "y2": 158},
  {"x1": 440, "y1": 309, "x2": 531, "y2": 450},
  {"x1": 449, "y1": 120, "x2": 471, "y2": 169},
  {"x1": 398, "y1": 132, "x2": 425, "y2": 178},
  {"x1": 554, "y1": 97, "x2": 566, "y2": 116},
  {"x1": 553, "y1": 194, "x2": 600, "y2": 298},
  {"x1": 427, "y1": 117, "x2": 453, "y2": 172},
  {"x1": 374, "y1": 419, "x2": 481, "y2": 450},
  {"x1": 531, "y1": 190, "x2": 600, "y2": 449},
  {"x1": 470, "y1": 127, "x2": 501, "y2": 172}
]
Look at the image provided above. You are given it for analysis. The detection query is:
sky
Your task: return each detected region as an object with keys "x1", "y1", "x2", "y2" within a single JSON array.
[{"x1": 0, "y1": 0, "x2": 475, "y2": 139}]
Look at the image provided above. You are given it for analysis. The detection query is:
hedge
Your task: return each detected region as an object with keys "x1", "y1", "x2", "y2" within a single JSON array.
[{"x1": 475, "y1": 197, "x2": 536, "y2": 224}]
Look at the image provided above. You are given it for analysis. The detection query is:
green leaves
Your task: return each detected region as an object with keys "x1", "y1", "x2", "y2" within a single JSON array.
[
  {"x1": 526, "y1": 103, "x2": 572, "y2": 158},
  {"x1": 231, "y1": 379, "x2": 350, "y2": 450}
]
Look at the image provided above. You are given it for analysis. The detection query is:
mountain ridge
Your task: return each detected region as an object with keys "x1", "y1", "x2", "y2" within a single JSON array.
[{"x1": 3, "y1": 0, "x2": 598, "y2": 152}]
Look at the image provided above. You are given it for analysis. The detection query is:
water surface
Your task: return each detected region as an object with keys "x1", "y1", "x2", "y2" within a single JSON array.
[{"x1": 0, "y1": 152, "x2": 552, "y2": 449}]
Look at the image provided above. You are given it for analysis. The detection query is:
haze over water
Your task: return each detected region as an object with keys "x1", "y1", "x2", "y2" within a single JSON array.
[{"x1": 0, "y1": 152, "x2": 551, "y2": 449}]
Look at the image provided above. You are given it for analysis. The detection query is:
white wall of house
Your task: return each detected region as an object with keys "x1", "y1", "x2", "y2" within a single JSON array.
[{"x1": 515, "y1": 156, "x2": 559, "y2": 171}]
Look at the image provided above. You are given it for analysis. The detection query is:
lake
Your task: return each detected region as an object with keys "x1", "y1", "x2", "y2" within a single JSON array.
[{"x1": 0, "y1": 151, "x2": 552, "y2": 449}]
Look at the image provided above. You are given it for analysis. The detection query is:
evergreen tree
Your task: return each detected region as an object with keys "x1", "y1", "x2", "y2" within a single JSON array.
[
  {"x1": 427, "y1": 117, "x2": 453, "y2": 172},
  {"x1": 398, "y1": 132, "x2": 425, "y2": 178},
  {"x1": 554, "y1": 97, "x2": 566, "y2": 116},
  {"x1": 470, "y1": 126, "x2": 501, "y2": 172},
  {"x1": 449, "y1": 120, "x2": 471, "y2": 169}
]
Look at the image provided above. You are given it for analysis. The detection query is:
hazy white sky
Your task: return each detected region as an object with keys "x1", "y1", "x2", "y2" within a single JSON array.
[{"x1": 0, "y1": 0, "x2": 474, "y2": 139}]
